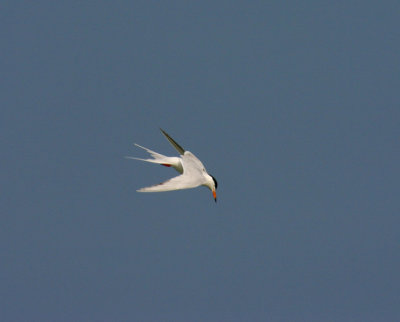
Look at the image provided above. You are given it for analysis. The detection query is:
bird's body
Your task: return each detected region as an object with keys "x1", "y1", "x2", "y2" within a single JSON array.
[{"x1": 126, "y1": 129, "x2": 218, "y2": 202}]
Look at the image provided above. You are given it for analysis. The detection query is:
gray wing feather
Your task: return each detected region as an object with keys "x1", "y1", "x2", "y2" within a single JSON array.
[{"x1": 160, "y1": 128, "x2": 185, "y2": 155}]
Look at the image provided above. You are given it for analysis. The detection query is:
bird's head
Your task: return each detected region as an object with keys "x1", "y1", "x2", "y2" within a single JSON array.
[{"x1": 208, "y1": 174, "x2": 218, "y2": 203}]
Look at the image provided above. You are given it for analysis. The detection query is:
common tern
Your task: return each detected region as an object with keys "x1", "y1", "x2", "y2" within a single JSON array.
[{"x1": 126, "y1": 129, "x2": 218, "y2": 202}]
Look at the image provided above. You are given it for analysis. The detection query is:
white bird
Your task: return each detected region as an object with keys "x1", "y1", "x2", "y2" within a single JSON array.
[{"x1": 126, "y1": 129, "x2": 218, "y2": 202}]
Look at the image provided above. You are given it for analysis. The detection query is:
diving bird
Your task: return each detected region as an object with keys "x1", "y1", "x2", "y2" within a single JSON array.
[{"x1": 126, "y1": 129, "x2": 218, "y2": 202}]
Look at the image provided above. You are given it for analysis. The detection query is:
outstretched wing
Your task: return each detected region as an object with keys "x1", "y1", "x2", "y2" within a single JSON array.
[
  {"x1": 137, "y1": 151, "x2": 205, "y2": 192},
  {"x1": 137, "y1": 174, "x2": 198, "y2": 192},
  {"x1": 160, "y1": 128, "x2": 185, "y2": 155}
]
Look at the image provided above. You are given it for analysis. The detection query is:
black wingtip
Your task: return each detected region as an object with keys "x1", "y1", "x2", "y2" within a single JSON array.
[{"x1": 159, "y1": 128, "x2": 186, "y2": 155}]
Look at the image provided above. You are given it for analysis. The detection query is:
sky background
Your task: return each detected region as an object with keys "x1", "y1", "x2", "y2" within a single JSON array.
[{"x1": 2, "y1": 1, "x2": 400, "y2": 321}]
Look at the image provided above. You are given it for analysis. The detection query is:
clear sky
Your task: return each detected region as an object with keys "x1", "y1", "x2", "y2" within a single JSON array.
[{"x1": 2, "y1": 1, "x2": 399, "y2": 321}]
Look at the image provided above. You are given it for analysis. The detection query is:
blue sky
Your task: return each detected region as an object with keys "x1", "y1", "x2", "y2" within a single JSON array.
[{"x1": 2, "y1": 1, "x2": 400, "y2": 321}]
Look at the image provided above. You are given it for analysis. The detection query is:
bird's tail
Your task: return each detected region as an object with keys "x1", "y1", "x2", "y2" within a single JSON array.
[{"x1": 125, "y1": 144, "x2": 183, "y2": 173}]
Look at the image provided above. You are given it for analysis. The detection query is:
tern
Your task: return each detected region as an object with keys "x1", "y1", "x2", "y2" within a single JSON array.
[{"x1": 126, "y1": 129, "x2": 218, "y2": 202}]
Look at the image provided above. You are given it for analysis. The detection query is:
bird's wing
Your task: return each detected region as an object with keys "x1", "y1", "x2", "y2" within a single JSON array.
[
  {"x1": 137, "y1": 151, "x2": 205, "y2": 192},
  {"x1": 137, "y1": 174, "x2": 199, "y2": 192},
  {"x1": 160, "y1": 128, "x2": 185, "y2": 155}
]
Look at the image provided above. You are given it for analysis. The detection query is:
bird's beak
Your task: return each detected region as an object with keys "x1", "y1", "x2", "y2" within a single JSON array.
[{"x1": 212, "y1": 190, "x2": 217, "y2": 203}]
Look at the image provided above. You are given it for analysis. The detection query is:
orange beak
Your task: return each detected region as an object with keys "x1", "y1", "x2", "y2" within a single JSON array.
[{"x1": 212, "y1": 190, "x2": 217, "y2": 203}]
